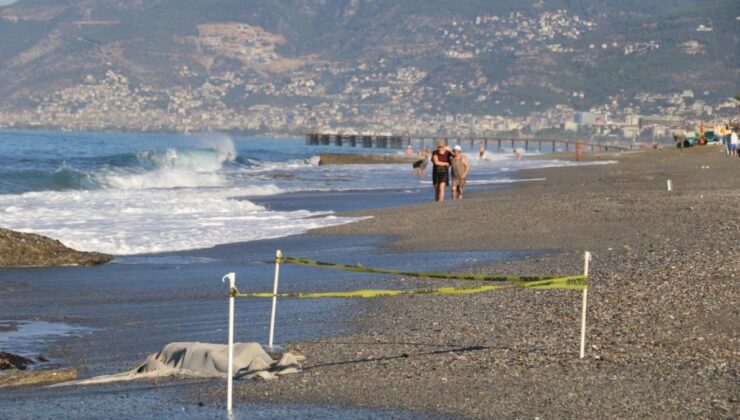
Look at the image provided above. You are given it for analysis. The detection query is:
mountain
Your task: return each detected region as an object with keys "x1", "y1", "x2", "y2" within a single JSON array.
[{"x1": 0, "y1": 0, "x2": 737, "y2": 133}]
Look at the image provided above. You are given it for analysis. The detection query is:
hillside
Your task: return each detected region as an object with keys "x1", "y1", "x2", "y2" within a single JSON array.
[{"x1": 0, "y1": 0, "x2": 737, "y2": 133}]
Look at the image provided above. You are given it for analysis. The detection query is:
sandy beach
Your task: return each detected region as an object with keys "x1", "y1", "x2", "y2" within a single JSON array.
[{"x1": 221, "y1": 146, "x2": 739, "y2": 418}]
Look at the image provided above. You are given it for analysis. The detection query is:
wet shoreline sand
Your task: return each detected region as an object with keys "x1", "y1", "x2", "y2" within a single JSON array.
[{"x1": 226, "y1": 146, "x2": 739, "y2": 418}]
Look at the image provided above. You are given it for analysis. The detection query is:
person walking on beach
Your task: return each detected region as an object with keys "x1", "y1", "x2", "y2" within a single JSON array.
[
  {"x1": 730, "y1": 130, "x2": 739, "y2": 158},
  {"x1": 719, "y1": 125, "x2": 729, "y2": 156},
  {"x1": 432, "y1": 139, "x2": 452, "y2": 202},
  {"x1": 450, "y1": 145, "x2": 469, "y2": 200},
  {"x1": 412, "y1": 148, "x2": 429, "y2": 178}
]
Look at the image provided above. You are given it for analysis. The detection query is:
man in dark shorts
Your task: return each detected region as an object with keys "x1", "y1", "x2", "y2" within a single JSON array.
[{"x1": 431, "y1": 139, "x2": 452, "y2": 202}]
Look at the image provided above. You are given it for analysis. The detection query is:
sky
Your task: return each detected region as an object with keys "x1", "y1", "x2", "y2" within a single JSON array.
[{"x1": 0, "y1": 0, "x2": 18, "y2": 6}]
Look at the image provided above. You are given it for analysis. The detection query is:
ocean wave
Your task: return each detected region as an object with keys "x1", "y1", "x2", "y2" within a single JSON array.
[
  {"x1": 99, "y1": 144, "x2": 238, "y2": 190},
  {"x1": 0, "y1": 135, "x2": 242, "y2": 194},
  {"x1": 239, "y1": 155, "x2": 320, "y2": 172},
  {"x1": 96, "y1": 167, "x2": 226, "y2": 190},
  {"x1": 0, "y1": 187, "x2": 355, "y2": 255},
  {"x1": 0, "y1": 165, "x2": 95, "y2": 194}
]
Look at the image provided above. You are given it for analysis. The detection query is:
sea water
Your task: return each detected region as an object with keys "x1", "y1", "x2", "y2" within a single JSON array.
[{"x1": 0, "y1": 130, "x2": 595, "y2": 255}]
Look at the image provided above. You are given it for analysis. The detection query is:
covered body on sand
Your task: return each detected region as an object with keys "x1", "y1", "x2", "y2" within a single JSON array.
[{"x1": 57, "y1": 342, "x2": 303, "y2": 386}]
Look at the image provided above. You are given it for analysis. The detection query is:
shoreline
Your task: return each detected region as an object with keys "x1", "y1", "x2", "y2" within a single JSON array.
[
  {"x1": 311, "y1": 147, "x2": 725, "y2": 253},
  {"x1": 221, "y1": 146, "x2": 739, "y2": 418}
]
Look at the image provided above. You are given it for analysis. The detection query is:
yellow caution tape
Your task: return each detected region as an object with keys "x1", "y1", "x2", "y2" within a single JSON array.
[
  {"x1": 232, "y1": 275, "x2": 587, "y2": 299},
  {"x1": 278, "y1": 256, "x2": 560, "y2": 283}
]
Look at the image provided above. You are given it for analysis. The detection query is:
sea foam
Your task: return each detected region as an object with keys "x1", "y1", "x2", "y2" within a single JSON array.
[{"x1": 0, "y1": 187, "x2": 357, "y2": 255}]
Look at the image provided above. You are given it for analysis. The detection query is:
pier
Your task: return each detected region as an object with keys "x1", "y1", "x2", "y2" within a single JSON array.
[{"x1": 304, "y1": 131, "x2": 632, "y2": 152}]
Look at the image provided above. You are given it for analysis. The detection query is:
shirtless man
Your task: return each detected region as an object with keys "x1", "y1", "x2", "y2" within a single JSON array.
[{"x1": 450, "y1": 145, "x2": 469, "y2": 200}]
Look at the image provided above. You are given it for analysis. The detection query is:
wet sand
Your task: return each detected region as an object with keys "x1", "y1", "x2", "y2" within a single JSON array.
[{"x1": 225, "y1": 146, "x2": 739, "y2": 418}]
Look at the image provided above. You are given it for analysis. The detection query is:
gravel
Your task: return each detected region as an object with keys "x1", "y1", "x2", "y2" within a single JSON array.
[{"x1": 219, "y1": 147, "x2": 738, "y2": 418}]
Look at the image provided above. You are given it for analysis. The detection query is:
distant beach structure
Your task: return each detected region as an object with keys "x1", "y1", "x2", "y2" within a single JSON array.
[{"x1": 305, "y1": 131, "x2": 631, "y2": 153}]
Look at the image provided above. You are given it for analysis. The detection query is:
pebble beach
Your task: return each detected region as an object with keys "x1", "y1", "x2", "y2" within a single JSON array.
[{"x1": 222, "y1": 146, "x2": 739, "y2": 418}]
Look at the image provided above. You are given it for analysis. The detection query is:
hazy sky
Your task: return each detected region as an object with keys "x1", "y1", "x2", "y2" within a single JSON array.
[{"x1": 0, "y1": 0, "x2": 18, "y2": 6}]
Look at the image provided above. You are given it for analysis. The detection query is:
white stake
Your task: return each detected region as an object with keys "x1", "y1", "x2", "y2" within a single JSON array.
[
  {"x1": 268, "y1": 249, "x2": 282, "y2": 350},
  {"x1": 667, "y1": 179, "x2": 672, "y2": 191},
  {"x1": 222, "y1": 272, "x2": 236, "y2": 415},
  {"x1": 580, "y1": 252, "x2": 591, "y2": 359}
]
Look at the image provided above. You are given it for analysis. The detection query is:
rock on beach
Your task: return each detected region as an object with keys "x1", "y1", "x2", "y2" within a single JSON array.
[
  {"x1": 318, "y1": 152, "x2": 419, "y2": 165},
  {"x1": 0, "y1": 352, "x2": 34, "y2": 371},
  {"x1": 0, "y1": 228, "x2": 111, "y2": 267}
]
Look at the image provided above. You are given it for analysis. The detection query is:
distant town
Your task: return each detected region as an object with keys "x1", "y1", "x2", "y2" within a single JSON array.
[
  {"x1": 0, "y1": 8, "x2": 736, "y2": 142},
  {"x1": 0, "y1": 67, "x2": 735, "y2": 143}
]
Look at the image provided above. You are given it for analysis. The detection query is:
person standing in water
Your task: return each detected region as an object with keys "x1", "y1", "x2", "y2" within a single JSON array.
[
  {"x1": 450, "y1": 145, "x2": 469, "y2": 200},
  {"x1": 412, "y1": 148, "x2": 429, "y2": 178},
  {"x1": 432, "y1": 139, "x2": 452, "y2": 202},
  {"x1": 479, "y1": 142, "x2": 485, "y2": 160},
  {"x1": 513, "y1": 148, "x2": 522, "y2": 160}
]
